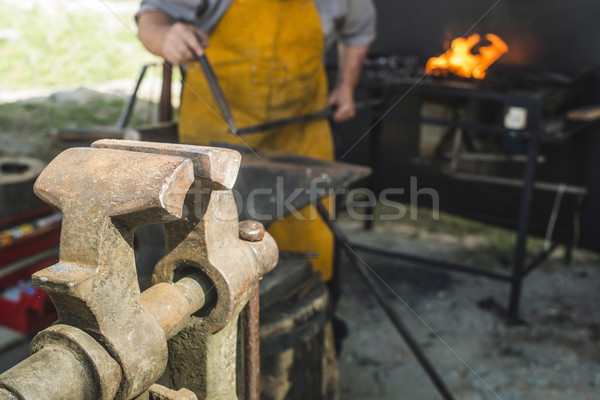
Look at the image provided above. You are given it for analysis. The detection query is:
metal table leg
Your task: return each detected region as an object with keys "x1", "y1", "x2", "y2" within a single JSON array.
[
  {"x1": 363, "y1": 110, "x2": 384, "y2": 231},
  {"x1": 507, "y1": 136, "x2": 539, "y2": 323},
  {"x1": 317, "y1": 202, "x2": 455, "y2": 400}
]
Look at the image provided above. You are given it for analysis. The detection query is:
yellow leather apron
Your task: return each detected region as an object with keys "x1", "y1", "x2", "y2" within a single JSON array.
[{"x1": 179, "y1": 0, "x2": 335, "y2": 280}]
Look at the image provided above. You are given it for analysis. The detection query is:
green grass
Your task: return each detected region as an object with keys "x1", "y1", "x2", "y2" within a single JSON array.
[
  {"x1": 0, "y1": 95, "x2": 152, "y2": 161},
  {"x1": 0, "y1": 0, "x2": 158, "y2": 90},
  {"x1": 0, "y1": 97, "x2": 126, "y2": 132},
  {"x1": 0, "y1": 0, "x2": 164, "y2": 160}
]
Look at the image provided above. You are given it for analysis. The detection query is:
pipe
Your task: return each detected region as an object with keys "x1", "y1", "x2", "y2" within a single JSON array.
[
  {"x1": 0, "y1": 273, "x2": 216, "y2": 400},
  {"x1": 0, "y1": 347, "x2": 94, "y2": 400},
  {"x1": 142, "y1": 272, "x2": 216, "y2": 340}
]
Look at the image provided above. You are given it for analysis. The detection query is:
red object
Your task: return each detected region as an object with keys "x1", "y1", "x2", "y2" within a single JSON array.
[
  {"x1": 0, "y1": 207, "x2": 61, "y2": 334},
  {"x1": 0, "y1": 207, "x2": 140, "y2": 335},
  {"x1": 0, "y1": 207, "x2": 62, "y2": 268},
  {"x1": 0, "y1": 284, "x2": 57, "y2": 335},
  {"x1": 0, "y1": 229, "x2": 61, "y2": 268},
  {"x1": 0, "y1": 206, "x2": 53, "y2": 228},
  {"x1": 0, "y1": 255, "x2": 58, "y2": 291}
]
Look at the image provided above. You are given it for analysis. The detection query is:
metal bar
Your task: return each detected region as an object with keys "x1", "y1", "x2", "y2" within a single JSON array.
[
  {"x1": 159, "y1": 62, "x2": 173, "y2": 123},
  {"x1": 237, "y1": 109, "x2": 331, "y2": 135},
  {"x1": 317, "y1": 202, "x2": 455, "y2": 400},
  {"x1": 242, "y1": 285, "x2": 260, "y2": 400},
  {"x1": 507, "y1": 137, "x2": 540, "y2": 322},
  {"x1": 522, "y1": 242, "x2": 560, "y2": 278},
  {"x1": 363, "y1": 106, "x2": 385, "y2": 231},
  {"x1": 368, "y1": 112, "x2": 547, "y2": 139},
  {"x1": 444, "y1": 152, "x2": 546, "y2": 164},
  {"x1": 236, "y1": 99, "x2": 382, "y2": 135},
  {"x1": 448, "y1": 172, "x2": 587, "y2": 195},
  {"x1": 543, "y1": 184, "x2": 566, "y2": 248},
  {"x1": 0, "y1": 345, "x2": 99, "y2": 399},
  {"x1": 197, "y1": 54, "x2": 237, "y2": 134},
  {"x1": 349, "y1": 242, "x2": 512, "y2": 282},
  {"x1": 390, "y1": 79, "x2": 544, "y2": 108},
  {"x1": 117, "y1": 64, "x2": 149, "y2": 129},
  {"x1": 141, "y1": 272, "x2": 216, "y2": 340},
  {"x1": 565, "y1": 194, "x2": 584, "y2": 264}
]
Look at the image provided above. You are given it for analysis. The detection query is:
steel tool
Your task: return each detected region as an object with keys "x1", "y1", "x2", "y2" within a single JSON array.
[{"x1": 0, "y1": 140, "x2": 279, "y2": 400}]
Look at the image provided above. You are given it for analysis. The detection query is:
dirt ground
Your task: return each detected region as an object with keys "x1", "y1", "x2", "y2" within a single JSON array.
[{"x1": 335, "y1": 214, "x2": 600, "y2": 400}]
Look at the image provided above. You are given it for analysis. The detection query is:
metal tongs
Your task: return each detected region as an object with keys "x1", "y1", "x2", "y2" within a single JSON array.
[
  {"x1": 195, "y1": 36, "x2": 381, "y2": 135},
  {"x1": 196, "y1": 52, "x2": 239, "y2": 134}
]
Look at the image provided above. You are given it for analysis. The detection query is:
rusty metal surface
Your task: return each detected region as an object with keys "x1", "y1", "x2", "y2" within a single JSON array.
[
  {"x1": 242, "y1": 285, "x2": 260, "y2": 400},
  {"x1": 32, "y1": 147, "x2": 195, "y2": 399},
  {"x1": 92, "y1": 139, "x2": 241, "y2": 190},
  {"x1": 0, "y1": 324, "x2": 122, "y2": 400},
  {"x1": 239, "y1": 220, "x2": 266, "y2": 242},
  {"x1": 149, "y1": 385, "x2": 197, "y2": 400},
  {"x1": 0, "y1": 344, "x2": 91, "y2": 400},
  {"x1": 0, "y1": 140, "x2": 279, "y2": 400},
  {"x1": 153, "y1": 188, "x2": 276, "y2": 398},
  {"x1": 141, "y1": 273, "x2": 215, "y2": 340},
  {"x1": 99, "y1": 141, "x2": 278, "y2": 399}
]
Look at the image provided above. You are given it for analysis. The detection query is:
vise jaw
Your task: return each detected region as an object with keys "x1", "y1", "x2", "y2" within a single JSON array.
[{"x1": 0, "y1": 140, "x2": 278, "y2": 400}]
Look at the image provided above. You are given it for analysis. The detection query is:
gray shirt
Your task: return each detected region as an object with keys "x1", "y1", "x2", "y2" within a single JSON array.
[{"x1": 137, "y1": 0, "x2": 376, "y2": 49}]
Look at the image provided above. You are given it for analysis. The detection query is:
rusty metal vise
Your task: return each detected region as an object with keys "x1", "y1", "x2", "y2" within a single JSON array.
[{"x1": 0, "y1": 140, "x2": 278, "y2": 400}]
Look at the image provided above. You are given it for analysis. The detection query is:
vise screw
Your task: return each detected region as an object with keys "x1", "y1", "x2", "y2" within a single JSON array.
[{"x1": 0, "y1": 140, "x2": 278, "y2": 400}]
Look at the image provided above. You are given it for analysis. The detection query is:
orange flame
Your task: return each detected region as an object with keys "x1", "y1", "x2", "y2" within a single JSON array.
[{"x1": 425, "y1": 34, "x2": 508, "y2": 79}]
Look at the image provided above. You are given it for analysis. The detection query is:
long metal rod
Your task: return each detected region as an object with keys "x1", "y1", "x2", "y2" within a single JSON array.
[
  {"x1": 317, "y1": 202, "x2": 455, "y2": 400},
  {"x1": 522, "y1": 242, "x2": 560, "y2": 278},
  {"x1": 349, "y1": 242, "x2": 512, "y2": 282},
  {"x1": 197, "y1": 54, "x2": 238, "y2": 134},
  {"x1": 196, "y1": 48, "x2": 381, "y2": 136},
  {"x1": 237, "y1": 109, "x2": 331, "y2": 135},
  {"x1": 236, "y1": 99, "x2": 382, "y2": 135},
  {"x1": 365, "y1": 111, "x2": 546, "y2": 139},
  {"x1": 444, "y1": 151, "x2": 546, "y2": 164},
  {"x1": 507, "y1": 137, "x2": 540, "y2": 322},
  {"x1": 117, "y1": 64, "x2": 149, "y2": 129},
  {"x1": 159, "y1": 62, "x2": 173, "y2": 123},
  {"x1": 242, "y1": 285, "x2": 260, "y2": 400},
  {"x1": 449, "y1": 172, "x2": 587, "y2": 195}
]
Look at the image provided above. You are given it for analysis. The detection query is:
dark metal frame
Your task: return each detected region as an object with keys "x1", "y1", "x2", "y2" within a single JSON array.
[
  {"x1": 357, "y1": 79, "x2": 589, "y2": 323},
  {"x1": 318, "y1": 202, "x2": 456, "y2": 400}
]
